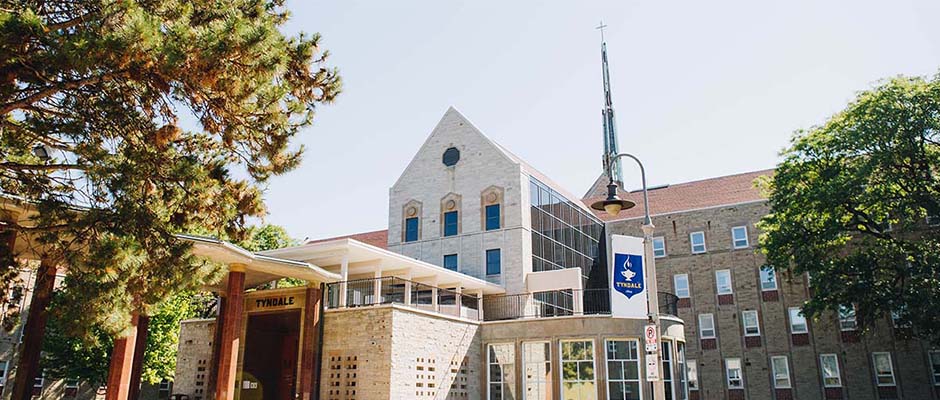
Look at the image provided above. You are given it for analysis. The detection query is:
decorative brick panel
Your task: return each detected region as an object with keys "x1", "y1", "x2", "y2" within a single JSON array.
[
  {"x1": 791, "y1": 333, "x2": 809, "y2": 346},
  {"x1": 718, "y1": 294, "x2": 734, "y2": 305},
  {"x1": 840, "y1": 330, "x2": 860, "y2": 343},
  {"x1": 761, "y1": 290, "x2": 779, "y2": 302},
  {"x1": 690, "y1": 391, "x2": 700, "y2": 400},
  {"x1": 877, "y1": 386, "x2": 898, "y2": 399},
  {"x1": 774, "y1": 388, "x2": 793, "y2": 400},
  {"x1": 700, "y1": 338, "x2": 717, "y2": 350},
  {"x1": 825, "y1": 387, "x2": 844, "y2": 399},
  {"x1": 745, "y1": 336, "x2": 762, "y2": 348},
  {"x1": 728, "y1": 388, "x2": 746, "y2": 400},
  {"x1": 678, "y1": 298, "x2": 691, "y2": 308}
]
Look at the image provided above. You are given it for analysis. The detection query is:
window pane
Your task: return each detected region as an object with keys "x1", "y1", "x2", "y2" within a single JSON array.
[
  {"x1": 820, "y1": 354, "x2": 842, "y2": 387},
  {"x1": 561, "y1": 340, "x2": 595, "y2": 400},
  {"x1": 715, "y1": 270, "x2": 732, "y2": 294},
  {"x1": 690, "y1": 232, "x2": 706, "y2": 253},
  {"x1": 789, "y1": 308, "x2": 807, "y2": 333},
  {"x1": 443, "y1": 254, "x2": 458, "y2": 271},
  {"x1": 405, "y1": 217, "x2": 419, "y2": 242},
  {"x1": 486, "y1": 204, "x2": 501, "y2": 230},
  {"x1": 732, "y1": 226, "x2": 748, "y2": 248},
  {"x1": 760, "y1": 266, "x2": 777, "y2": 290},
  {"x1": 772, "y1": 357, "x2": 790, "y2": 388},
  {"x1": 444, "y1": 211, "x2": 459, "y2": 236},
  {"x1": 674, "y1": 275, "x2": 689, "y2": 298},
  {"x1": 653, "y1": 237, "x2": 666, "y2": 258},
  {"x1": 486, "y1": 249, "x2": 501, "y2": 275}
]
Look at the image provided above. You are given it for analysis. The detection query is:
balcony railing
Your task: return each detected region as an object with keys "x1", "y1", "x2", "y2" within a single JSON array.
[
  {"x1": 482, "y1": 289, "x2": 680, "y2": 322},
  {"x1": 325, "y1": 277, "x2": 481, "y2": 320}
]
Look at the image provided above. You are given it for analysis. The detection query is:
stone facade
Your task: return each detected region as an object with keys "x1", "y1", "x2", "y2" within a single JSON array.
[
  {"x1": 387, "y1": 107, "x2": 586, "y2": 295},
  {"x1": 173, "y1": 319, "x2": 217, "y2": 400},
  {"x1": 319, "y1": 305, "x2": 481, "y2": 400},
  {"x1": 608, "y1": 200, "x2": 939, "y2": 400}
]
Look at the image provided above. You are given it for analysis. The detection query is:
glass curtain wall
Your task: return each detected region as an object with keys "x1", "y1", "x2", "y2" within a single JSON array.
[{"x1": 529, "y1": 178, "x2": 604, "y2": 283}]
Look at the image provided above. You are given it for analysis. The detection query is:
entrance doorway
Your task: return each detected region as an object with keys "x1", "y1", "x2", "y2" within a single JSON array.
[{"x1": 241, "y1": 310, "x2": 301, "y2": 400}]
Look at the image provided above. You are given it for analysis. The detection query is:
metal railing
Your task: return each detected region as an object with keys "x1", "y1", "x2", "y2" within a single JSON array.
[
  {"x1": 325, "y1": 277, "x2": 481, "y2": 320},
  {"x1": 482, "y1": 289, "x2": 678, "y2": 321}
]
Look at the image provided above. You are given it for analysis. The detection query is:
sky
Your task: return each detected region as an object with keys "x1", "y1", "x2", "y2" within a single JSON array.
[{"x1": 262, "y1": 0, "x2": 940, "y2": 241}]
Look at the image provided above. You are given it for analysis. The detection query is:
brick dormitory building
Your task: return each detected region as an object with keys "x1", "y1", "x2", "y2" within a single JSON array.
[{"x1": 3, "y1": 105, "x2": 940, "y2": 400}]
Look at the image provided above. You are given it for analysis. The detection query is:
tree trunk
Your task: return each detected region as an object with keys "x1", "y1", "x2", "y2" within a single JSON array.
[{"x1": 10, "y1": 257, "x2": 56, "y2": 400}]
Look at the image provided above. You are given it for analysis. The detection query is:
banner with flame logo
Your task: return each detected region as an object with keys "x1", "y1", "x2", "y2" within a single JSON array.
[{"x1": 609, "y1": 235, "x2": 647, "y2": 318}]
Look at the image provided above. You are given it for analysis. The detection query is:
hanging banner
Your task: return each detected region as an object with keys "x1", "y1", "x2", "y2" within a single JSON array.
[{"x1": 609, "y1": 235, "x2": 648, "y2": 319}]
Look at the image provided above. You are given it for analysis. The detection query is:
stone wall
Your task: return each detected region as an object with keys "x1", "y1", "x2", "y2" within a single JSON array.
[
  {"x1": 173, "y1": 319, "x2": 216, "y2": 400},
  {"x1": 608, "y1": 200, "x2": 938, "y2": 400}
]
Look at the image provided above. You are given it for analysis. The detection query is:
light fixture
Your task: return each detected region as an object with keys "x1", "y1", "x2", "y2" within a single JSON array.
[{"x1": 590, "y1": 182, "x2": 636, "y2": 216}]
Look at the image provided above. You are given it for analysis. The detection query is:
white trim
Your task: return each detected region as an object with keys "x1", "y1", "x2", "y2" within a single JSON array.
[
  {"x1": 838, "y1": 305, "x2": 858, "y2": 331},
  {"x1": 771, "y1": 356, "x2": 791, "y2": 389},
  {"x1": 788, "y1": 307, "x2": 808, "y2": 334},
  {"x1": 652, "y1": 236, "x2": 667, "y2": 258},
  {"x1": 686, "y1": 358, "x2": 699, "y2": 391},
  {"x1": 602, "y1": 199, "x2": 769, "y2": 223},
  {"x1": 872, "y1": 352, "x2": 896, "y2": 386},
  {"x1": 673, "y1": 274, "x2": 690, "y2": 298},
  {"x1": 731, "y1": 226, "x2": 749, "y2": 249},
  {"x1": 715, "y1": 269, "x2": 733, "y2": 295},
  {"x1": 929, "y1": 350, "x2": 940, "y2": 386},
  {"x1": 698, "y1": 314, "x2": 716, "y2": 339},
  {"x1": 522, "y1": 341, "x2": 552, "y2": 400},
  {"x1": 725, "y1": 358, "x2": 743, "y2": 389},
  {"x1": 759, "y1": 266, "x2": 777, "y2": 291},
  {"x1": 487, "y1": 342, "x2": 516, "y2": 400},
  {"x1": 689, "y1": 231, "x2": 707, "y2": 254},
  {"x1": 742, "y1": 310, "x2": 760, "y2": 337},
  {"x1": 603, "y1": 338, "x2": 643, "y2": 400},
  {"x1": 0, "y1": 360, "x2": 7, "y2": 386},
  {"x1": 819, "y1": 354, "x2": 843, "y2": 388},
  {"x1": 559, "y1": 338, "x2": 597, "y2": 400}
]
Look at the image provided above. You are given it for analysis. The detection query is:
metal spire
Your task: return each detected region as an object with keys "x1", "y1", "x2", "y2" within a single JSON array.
[{"x1": 597, "y1": 21, "x2": 623, "y2": 185}]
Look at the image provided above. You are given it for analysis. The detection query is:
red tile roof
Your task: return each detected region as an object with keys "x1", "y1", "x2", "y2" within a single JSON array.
[
  {"x1": 582, "y1": 169, "x2": 774, "y2": 221},
  {"x1": 305, "y1": 229, "x2": 388, "y2": 249}
]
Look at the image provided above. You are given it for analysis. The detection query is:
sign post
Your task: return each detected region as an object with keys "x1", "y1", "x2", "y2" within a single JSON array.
[{"x1": 645, "y1": 324, "x2": 660, "y2": 381}]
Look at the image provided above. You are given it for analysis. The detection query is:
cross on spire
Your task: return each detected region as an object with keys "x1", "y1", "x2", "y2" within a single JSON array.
[{"x1": 596, "y1": 21, "x2": 608, "y2": 43}]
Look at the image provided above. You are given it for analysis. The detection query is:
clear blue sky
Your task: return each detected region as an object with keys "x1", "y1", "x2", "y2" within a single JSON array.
[{"x1": 263, "y1": 0, "x2": 940, "y2": 241}]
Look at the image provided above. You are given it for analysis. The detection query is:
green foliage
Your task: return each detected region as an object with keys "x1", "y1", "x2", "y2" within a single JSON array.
[
  {"x1": 43, "y1": 290, "x2": 212, "y2": 385},
  {"x1": 758, "y1": 74, "x2": 940, "y2": 341},
  {"x1": 0, "y1": 0, "x2": 340, "y2": 337},
  {"x1": 238, "y1": 224, "x2": 298, "y2": 252}
]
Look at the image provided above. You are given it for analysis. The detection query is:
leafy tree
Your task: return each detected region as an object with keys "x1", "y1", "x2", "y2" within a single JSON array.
[
  {"x1": 0, "y1": 0, "x2": 340, "y2": 337},
  {"x1": 42, "y1": 290, "x2": 213, "y2": 385},
  {"x1": 239, "y1": 224, "x2": 298, "y2": 252},
  {"x1": 758, "y1": 74, "x2": 940, "y2": 341}
]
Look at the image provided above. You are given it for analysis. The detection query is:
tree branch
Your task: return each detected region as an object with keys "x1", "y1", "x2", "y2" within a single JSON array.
[
  {"x1": 0, "y1": 72, "x2": 126, "y2": 115},
  {"x1": 0, "y1": 162, "x2": 86, "y2": 172}
]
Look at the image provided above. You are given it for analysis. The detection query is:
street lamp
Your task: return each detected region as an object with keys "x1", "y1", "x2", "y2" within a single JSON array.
[{"x1": 591, "y1": 152, "x2": 665, "y2": 400}]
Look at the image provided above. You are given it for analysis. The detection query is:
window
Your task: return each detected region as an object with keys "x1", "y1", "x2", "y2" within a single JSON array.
[
  {"x1": 872, "y1": 352, "x2": 895, "y2": 386},
  {"x1": 715, "y1": 270, "x2": 732, "y2": 295},
  {"x1": 673, "y1": 274, "x2": 690, "y2": 298},
  {"x1": 652, "y1": 237, "x2": 666, "y2": 258},
  {"x1": 523, "y1": 341, "x2": 552, "y2": 400},
  {"x1": 676, "y1": 343, "x2": 688, "y2": 400},
  {"x1": 788, "y1": 307, "x2": 808, "y2": 334},
  {"x1": 819, "y1": 354, "x2": 842, "y2": 387},
  {"x1": 661, "y1": 341, "x2": 675, "y2": 400},
  {"x1": 759, "y1": 266, "x2": 777, "y2": 291},
  {"x1": 929, "y1": 351, "x2": 940, "y2": 385},
  {"x1": 606, "y1": 339, "x2": 641, "y2": 400},
  {"x1": 66, "y1": 379, "x2": 80, "y2": 389},
  {"x1": 486, "y1": 204, "x2": 501, "y2": 231},
  {"x1": 486, "y1": 249, "x2": 501, "y2": 276},
  {"x1": 686, "y1": 359, "x2": 699, "y2": 391},
  {"x1": 444, "y1": 211, "x2": 459, "y2": 236},
  {"x1": 689, "y1": 232, "x2": 706, "y2": 254},
  {"x1": 771, "y1": 356, "x2": 791, "y2": 388},
  {"x1": 838, "y1": 305, "x2": 857, "y2": 331},
  {"x1": 405, "y1": 217, "x2": 419, "y2": 242},
  {"x1": 443, "y1": 254, "x2": 458, "y2": 271},
  {"x1": 725, "y1": 358, "x2": 743, "y2": 389},
  {"x1": 0, "y1": 360, "x2": 7, "y2": 387},
  {"x1": 561, "y1": 340, "x2": 596, "y2": 400},
  {"x1": 33, "y1": 370, "x2": 43, "y2": 388},
  {"x1": 488, "y1": 343, "x2": 516, "y2": 400},
  {"x1": 731, "y1": 226, "x2": 748, "y2": 248},
  {"x1": 698, "y1": 314, "x2": 715, "y2": 339},
  {"x1": 742, "y1": 310, "x2": 760, "y2": 336}
]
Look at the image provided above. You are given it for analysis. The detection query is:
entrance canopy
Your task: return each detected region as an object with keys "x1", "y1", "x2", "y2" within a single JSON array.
[
  {"x1": 261, "y1": 238, "x2": 505, "y2": 295},
  {"x1": 178, "y1": 235, "x2": 342, "y2": 290}
]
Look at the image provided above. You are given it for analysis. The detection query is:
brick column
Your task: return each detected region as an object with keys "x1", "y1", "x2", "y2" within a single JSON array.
[
  {"x1": 214, "y1": 267, "x2": 246, "y2": 400},
  {"x1": 10, "y1": 257, "x2": 56, "y2": 400},
  {"x1": 205, "y1": 296, "x2": 226, "y2": 397},
  {"x1": 298, "y1": 285, "x2": 323, "y2": 400},
  {"x1": 105, "y1": 313, "x2": 140, "y2": 400},
  {"x1": 128, "y1": 315, "x2": 150, "y2": 400}
]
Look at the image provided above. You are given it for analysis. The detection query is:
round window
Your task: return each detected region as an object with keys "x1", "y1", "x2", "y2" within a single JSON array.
[{"x1": 442, "y1": 147, "x2": 460, "y2": 166}]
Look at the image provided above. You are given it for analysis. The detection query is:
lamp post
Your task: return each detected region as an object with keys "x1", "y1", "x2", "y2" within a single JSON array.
[{"x1": 590, "y1": 152, "x2": 665, "y2": 400}]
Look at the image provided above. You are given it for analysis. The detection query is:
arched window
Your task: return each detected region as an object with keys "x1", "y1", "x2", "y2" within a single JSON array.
[
  {"x1": 402, "y1": 200, "x2": 422, "y2": 242},
  {"x1": 480, "y1": 186, "x2": 504, "y2": 231},
  {"x1": 440, "y1": 193, "x2": 462, "y2": 237}
]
